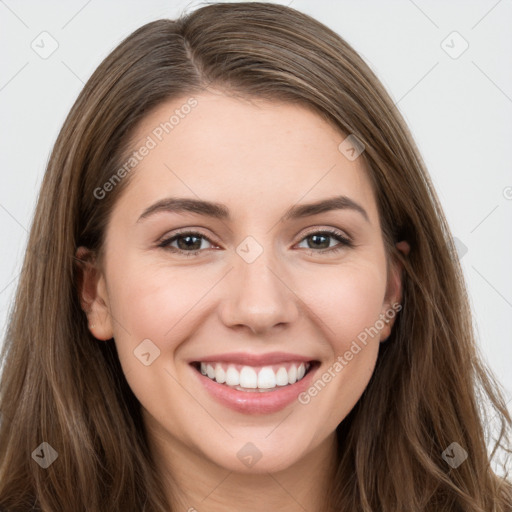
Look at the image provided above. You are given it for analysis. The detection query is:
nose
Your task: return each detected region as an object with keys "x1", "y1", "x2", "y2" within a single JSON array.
[{"x1": 218, "y1": 249, "x2": 300, "y2": 336}]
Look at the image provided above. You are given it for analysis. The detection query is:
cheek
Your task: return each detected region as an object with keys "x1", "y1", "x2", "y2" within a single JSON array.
[
  {"x1": 295, "y1": 263, "x2": 387, "y2": 429},
  {"x1": 105, "y1": 264, "x2": 210, "y2": 419},
  {"x1": 110, "y1": 264, "x2": 215, "y2": 343},
  {"x1": 301, "y1": 260, "x2": 388, "y2": 349}
]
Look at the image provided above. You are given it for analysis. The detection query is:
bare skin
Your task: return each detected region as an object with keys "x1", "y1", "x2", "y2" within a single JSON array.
[{"x1": 77, "y1": 91, "x2": 407, "y2": 511}]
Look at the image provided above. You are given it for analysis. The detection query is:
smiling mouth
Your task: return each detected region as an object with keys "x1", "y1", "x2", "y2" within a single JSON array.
[{"x1": 190, "y1": 361, "x2": 319, "y2": 392}]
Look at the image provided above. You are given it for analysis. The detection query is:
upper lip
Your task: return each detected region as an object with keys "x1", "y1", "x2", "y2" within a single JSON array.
[{"x1": 189, "y1": 352, "x2": 316, "y2": 366}]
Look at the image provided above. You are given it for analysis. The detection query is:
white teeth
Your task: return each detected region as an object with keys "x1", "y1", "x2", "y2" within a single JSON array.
[
  {"x1": 275, "y1": 367, "x2": 289, "y2": 386},
  {"x1": 225, "y1": 365, "x2": 240, "y2": 386},
  {"x1": 215, "y1": 364, "x2": 226, "y2": 384},
  {"x1": 198, "y1": 361, "x2": 311, "y2": 390},
  {"x1": 288, "y1": 364, "x2": 297, "y2": 384},
  {"x1": 239, "y1": 366, "x2": 258, "y2": 388},
  {"x1": 257, "y1": 366, "x2": 276, "y2": 389}
]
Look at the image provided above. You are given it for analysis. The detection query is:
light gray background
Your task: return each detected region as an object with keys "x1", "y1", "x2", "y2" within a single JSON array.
[{"x1": 1, "y1": 1, "x2": 511, "y2": 422}]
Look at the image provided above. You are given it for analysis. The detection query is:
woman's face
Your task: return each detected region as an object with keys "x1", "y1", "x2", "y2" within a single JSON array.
[{"x1": 80, "y1": 92, "x2": 403, "y2": 474}]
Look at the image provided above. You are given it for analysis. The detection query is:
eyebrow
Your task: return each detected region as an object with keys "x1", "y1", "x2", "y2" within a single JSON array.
[{"x1": 136, "y1": 195, "x2": 369, "y2": 223}]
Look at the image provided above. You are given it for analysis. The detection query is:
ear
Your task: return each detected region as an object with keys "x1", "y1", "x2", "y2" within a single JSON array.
[
  {"x1": 75, "y1": 246, "x2": 113, "y2": 341},
  {"x1": 379, "y1": 240, "x2": 410, "y2": 341}
]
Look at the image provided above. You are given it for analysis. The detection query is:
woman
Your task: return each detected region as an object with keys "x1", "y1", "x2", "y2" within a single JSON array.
[{"x1": 0, "y1": 2, "x2": 510, "y2": 511}]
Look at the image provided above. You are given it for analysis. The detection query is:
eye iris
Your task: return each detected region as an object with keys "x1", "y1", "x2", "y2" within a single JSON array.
[
  {"x1": 308, "y1": 234, "x2": 330, "y2": 249},
  {"x1": 177, "y1": 235, "x2": 202, "y2": 251}
]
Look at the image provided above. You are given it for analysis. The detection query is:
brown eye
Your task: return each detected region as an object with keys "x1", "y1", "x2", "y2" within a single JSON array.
[
  {"x1": 158, "y1": 231, "x2": 216, "y2": 256},
  {"x1": 297, "y1": 229, "x2": 353, "y2": 254}
]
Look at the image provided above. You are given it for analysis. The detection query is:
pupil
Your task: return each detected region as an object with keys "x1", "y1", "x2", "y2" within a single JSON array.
[
  {"x1": 310, "y1": 234, "x2": 329, "y2": 249},
  {"x1": 178, "y1": 235, "x2": 201, "y2": 251}
]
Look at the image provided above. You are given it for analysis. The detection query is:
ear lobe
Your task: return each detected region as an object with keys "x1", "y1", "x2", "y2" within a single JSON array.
[
  {"x1": 385, "y1": 240, "x2": 410, "y2": 305},
  {"x1": 380, "y1": 240, "x2": 409, "y2": 341},
  {"x1": 395, "y1": 240, "x2": 410, "y2": 257},
  {"x1": 75, "y1": 246, "x2": 113, "y2": 341}
]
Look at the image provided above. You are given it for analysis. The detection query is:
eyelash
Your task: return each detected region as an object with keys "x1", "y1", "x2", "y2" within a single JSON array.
[{"x1": 158, "y1": 228, "x2": 353, "y2": 258}]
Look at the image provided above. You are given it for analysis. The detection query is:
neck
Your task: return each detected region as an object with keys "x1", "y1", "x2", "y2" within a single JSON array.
[{"x1": 146, "y1": 417, "x2": 339, "y2": 512}]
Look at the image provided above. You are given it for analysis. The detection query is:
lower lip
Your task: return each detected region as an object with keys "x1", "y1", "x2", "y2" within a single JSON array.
[{"x1": 192, "y1": 363, "x2": 319, "y2": 415}]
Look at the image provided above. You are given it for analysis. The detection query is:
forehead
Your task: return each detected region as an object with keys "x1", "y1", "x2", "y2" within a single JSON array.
[{"x1": 115, "y1": 92, "x2": 379, "y2": 224}]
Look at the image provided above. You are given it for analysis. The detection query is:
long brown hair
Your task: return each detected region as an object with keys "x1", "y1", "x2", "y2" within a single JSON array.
[{"x1": 1, "y1": 2, "x2": 510, "y2": 510}]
